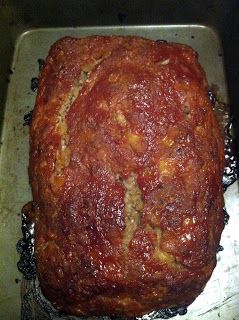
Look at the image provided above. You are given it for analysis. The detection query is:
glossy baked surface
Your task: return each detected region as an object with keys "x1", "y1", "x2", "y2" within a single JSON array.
[{"x1": 29, "y1": 36, "x2": 225, "y2": 317}]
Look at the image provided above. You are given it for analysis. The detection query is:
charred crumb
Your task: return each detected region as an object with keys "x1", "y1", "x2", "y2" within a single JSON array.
[
  {"x1": 31, "y1": 77, "x2": 39, "y2": 92},
  {"x1": 208, "y1": 90, "x2": 216, "y2": 105},
  {"x1": 223, "y1": 208, "x2": 230, "y2": 225},
  {"x1": 9, "y1": 68, "x2": 13, "y2": 74},
  {"x1": 23, "y1": 110, "x2": 33, "y2": 126},
  {"x1": 191, "y1": 35, "x2": 195, "y2": 39},
  {"x1": 38, "y1": 58, "x2": 45, "y2": 71},
  {"x1": 15, "y1": 278, "x2": 21, "y2": 283},
  {"x1": 6, "y1": 78, "x2": 10, "y2": 83},
  {"x1": 216, "y1": 245, "x2": 224, "y2": 253}
]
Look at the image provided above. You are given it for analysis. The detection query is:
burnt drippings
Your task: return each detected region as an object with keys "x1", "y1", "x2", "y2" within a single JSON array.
[
  {"x1": 32, "y1": 280, "x2": 60, "y2": 318},
  {"x1": 208, "y1": 88, "x2": 238, "y2": 190},
  {"x1": 17, "y1": 202, "x2": 36, "y2": 280},
  {"x1": 223, "y1": 208, "x2": 230, "y2": 225},
  {"x1": 38, "y1": 58, "x2": 45, "y2": 72},
  {"x1": 23, "y1": 110, "x2": 33, "y2": 126},
  {"x1": 22, "y1": 290, "x2": 34, "y2": 320},
  {"x1": 223, "y1": 119, "x2": 238, "y2": 190},
  {"x1": 141, "y1": 307, "x2": 187, "y2": 319},
  {"x1": 31, "y1": 77, "x2": 39, "y2": 92},
  {"x1": 216, "y1": 245, "x2": 224, "y2": 253},
  {"x1": 21, "y1": 280, "x2": 61, "y2": 320}
]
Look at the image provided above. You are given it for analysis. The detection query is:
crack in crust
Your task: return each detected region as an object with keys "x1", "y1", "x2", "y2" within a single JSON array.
[
  {"x1": 53, "y1": 61, "x2": 103, "y2": 181},
  {"x1": 122, "y1": 173, "x2": 143, "y2": 249},
  {"x1": 54, "y1": 84, "x2": 82, "y2": 176},
  {"x1": 154, "y1": 227, "x2": 177, "y2": 265}
]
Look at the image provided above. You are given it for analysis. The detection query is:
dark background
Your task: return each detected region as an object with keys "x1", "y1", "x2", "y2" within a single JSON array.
[{"x1": 0, "y1": 0, "x2": 239, "y2": 156}]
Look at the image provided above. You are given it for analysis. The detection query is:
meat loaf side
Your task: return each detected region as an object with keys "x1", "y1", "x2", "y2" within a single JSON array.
[{"x1": 29, "y1": 36, "x2": 225, "y2": 317}]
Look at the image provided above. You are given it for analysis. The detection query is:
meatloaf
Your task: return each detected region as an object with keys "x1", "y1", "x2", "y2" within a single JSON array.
[{"x1": 29, "y1": 36, "x2": 225, "y2": 317}]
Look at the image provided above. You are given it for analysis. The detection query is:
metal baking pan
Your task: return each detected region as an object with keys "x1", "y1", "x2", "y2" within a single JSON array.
[{"x1": 0, "y1": 23, "x2": 238, "y2": 320}]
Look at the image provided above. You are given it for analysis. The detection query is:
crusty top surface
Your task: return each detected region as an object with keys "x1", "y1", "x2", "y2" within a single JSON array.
[{"x1": 29, "y1": 36, "x2": 225, "y2": 317}]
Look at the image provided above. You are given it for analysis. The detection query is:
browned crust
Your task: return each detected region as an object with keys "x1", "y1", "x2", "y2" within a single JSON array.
[{"x1": 29, "y1": 36, "x2": 225, "y2": 317}]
